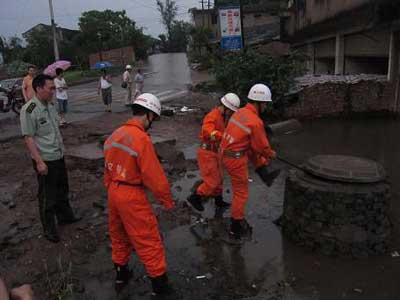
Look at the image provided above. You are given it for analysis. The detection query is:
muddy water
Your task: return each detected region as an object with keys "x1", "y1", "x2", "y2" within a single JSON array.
[
  {"x1": 85, "y1": 118, "x2": 400, "y2": 299},
  {"x1": 275, "y1": 118, "x2": 400, "y2": 192}
]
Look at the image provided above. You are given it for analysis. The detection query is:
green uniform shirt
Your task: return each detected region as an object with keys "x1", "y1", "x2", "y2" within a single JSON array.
[{"x1": 20, "y1": 97, "x2": 64, "y2": 161}]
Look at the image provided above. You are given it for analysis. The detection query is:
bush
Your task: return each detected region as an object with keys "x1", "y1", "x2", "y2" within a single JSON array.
[
  {"x1": 4, "y1": 60, "x2": 32, "y2": 77},
  {"x1": 213, "y1": 50, "x2": 305, "y2": 111}
]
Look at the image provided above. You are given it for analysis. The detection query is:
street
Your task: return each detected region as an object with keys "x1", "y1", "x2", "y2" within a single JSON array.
[{"x1": 0, "y1": 53, "x2": 190, "y2": 140}]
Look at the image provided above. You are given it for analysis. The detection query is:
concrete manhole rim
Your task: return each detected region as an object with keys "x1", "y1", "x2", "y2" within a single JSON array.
[{"x1": 303, "y1": 155, "x2": 386, "y2": 183}]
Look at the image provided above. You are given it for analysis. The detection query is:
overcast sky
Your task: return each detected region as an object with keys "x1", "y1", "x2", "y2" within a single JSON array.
[{"x1": 0, "y1": 0, "x2": 200, "y2": 39}]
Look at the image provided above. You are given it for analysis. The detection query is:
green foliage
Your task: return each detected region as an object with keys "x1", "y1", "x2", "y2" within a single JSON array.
[
  {"x1": 169, "y1": 21, "x2": 192, "y2": 52},
  {"x1": 78, "y1": 10, "x2": 150, "y2": 60},
  {"x1": 213, "y1": 50, "x2": 305, "y2": 109},
  {"x1": 156, "y1": 0, "x2": 178, "y2": 40},
  {"x1": 1, "y1": 36, "x2": 25, "y2": 64},
  {"x1": 188, "y1": 27, "x2": 214, "y2": 68},
  {"x1": 63, "y1": 69, "x2": 99, "y2": 83},
  {"x1": 23, "y1": 29, "x2": 55, "y2": 67},
  {"x1": 4, "y1": 60, "x2": 32, "y2": 77}
]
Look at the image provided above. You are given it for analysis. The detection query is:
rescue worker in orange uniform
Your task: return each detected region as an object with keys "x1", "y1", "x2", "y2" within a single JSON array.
[
  {"x1": 187, "y1": 93, "x2": 241, "y2": 211},
  {"x1": 220, "y1": 84, "x2": 280, "y2": 240},
  {"x1": 103, "y1": 93, "x2": 175, "y2": 295}
]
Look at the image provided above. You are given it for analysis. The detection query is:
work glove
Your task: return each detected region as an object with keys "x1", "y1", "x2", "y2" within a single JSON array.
[{"x1": 255, "y1": 165, "x2": 281, "y2": 187}]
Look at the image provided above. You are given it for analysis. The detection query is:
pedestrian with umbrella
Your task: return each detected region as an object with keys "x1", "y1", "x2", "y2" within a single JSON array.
[
  {"x1": 44, "y1": 61, "x2": 72, "y2": 126},
  {"x1": 54, "y1": 68, "x2": 69, "y2": 126},
  {"x1": 98, "y1": 68, "x2": 113, "y2": 112},
  {"x1": 44, "y1": 60, "x2": 71, "y2": 77}
]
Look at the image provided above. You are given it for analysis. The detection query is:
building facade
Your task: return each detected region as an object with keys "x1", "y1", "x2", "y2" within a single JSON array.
[{"x1": 283, "y1": 0, "x2": 400, "y2": 79}]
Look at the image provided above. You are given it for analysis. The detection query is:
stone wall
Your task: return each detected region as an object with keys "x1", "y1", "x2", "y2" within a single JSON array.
[
  {"x1": 285, "y1": 76, "x2": 395, "y2": 119},
  {"x1": 281, "y1": 169, "x2": 391, "y2": 258}
]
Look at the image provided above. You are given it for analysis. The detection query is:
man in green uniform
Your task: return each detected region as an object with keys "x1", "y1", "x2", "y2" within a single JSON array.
[{"x1": 20, "y1": 74, "x2": 80, "y2": 243}]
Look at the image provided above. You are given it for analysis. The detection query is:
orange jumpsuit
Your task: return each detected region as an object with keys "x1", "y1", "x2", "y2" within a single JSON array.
[
  {"x1": 196, "y1": 108, "x2": 225, "y2": 197},
  {"x1": 104, "y1": 119, "x2": 174, "y2": 278},
  {"x1": 220, "y1": 103, "x2": 275, "y2": 220}
]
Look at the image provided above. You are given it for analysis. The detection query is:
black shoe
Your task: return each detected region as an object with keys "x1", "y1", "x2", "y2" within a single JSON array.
[
  {"x1": 114, "y1": 263, "x2": 133, "y2": 292},
  {"x1": 187, "y1": 193, "x2": 204, "y2": 212},
  {"x1": 229, "y1": 218, "x2": 242, "y2": 240},
  {"x1": 214, "y1": 195, "x2": 230, "y2": 208},
  {"x1": 58, "y1": 215, "x2": 82, "y2": 225},
  {"x1": 44, "y1": 230, "x2": 60, "y2": 243},
  {"x1": 151, "y1": 273, "x2": 171, "y2": 296},
  {"x1": 255, "y1": 166, "x2": 281, "y2": 187}
]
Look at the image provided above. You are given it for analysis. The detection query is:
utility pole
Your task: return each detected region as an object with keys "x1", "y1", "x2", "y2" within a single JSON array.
[
  {"x1": 207, "y1": 0, "x2": 211, "y2": 28},
  {"x1": 48, "y1": 0, "x2": 60, "y2": 61},
  {"x1": 239, "y1": 0, "x2": 245, "y2": 49},
  {"x1": 200, "y1": 0, "x2": 205, "y2": 28}
]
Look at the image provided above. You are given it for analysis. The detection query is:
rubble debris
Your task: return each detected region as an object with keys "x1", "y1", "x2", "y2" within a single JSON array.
[{"x1": 290, "y1": 74, "x2": 388, "y2": 94}]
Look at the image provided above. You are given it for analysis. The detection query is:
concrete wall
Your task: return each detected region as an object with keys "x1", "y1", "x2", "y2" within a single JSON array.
[
  {"x1": 345, "y1": 30, "x2": 390, "y2": 57},
  {"x1": 345, "y1": 57, "x2": 389, "y2": 75},
  {"x1": 285, "y1": 80, "x2": 395, "y2": 119},
  {"x1": 243, "y1": 14, "x2": 279, "y2": 28},
  {"x1": 286, "y1": 0, "x2": 368, "y2": 36}
]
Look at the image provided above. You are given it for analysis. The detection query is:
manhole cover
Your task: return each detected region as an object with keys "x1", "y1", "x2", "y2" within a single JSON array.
[{"x1": 303, "y1": 155, "x2": 386, "y2": 183}]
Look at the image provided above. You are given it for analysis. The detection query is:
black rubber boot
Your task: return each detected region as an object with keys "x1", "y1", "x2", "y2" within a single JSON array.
[
  {"x1": 214, "y1": 195, "x2": 230, "y2": 208},
  {"x1": 229, "y1": 218, "x2": 242, "y2": 240},
  {"x1": 114, "y1": 263, "x2": 133, "y2": 292},
  {"x1": 187, "y1": 193, "x2": 204, "y2": 212},
  {"x1": 255, "y1": 166, "x2": 281, "y2": 187},
  {"x1": 43, "y1": 214, "x2": 60, "y2": 243},
  {"x1": 150, "y1": 273, "x2": 171, "y2": 296},
  {"x1": 57, "y1": 206, "x2": 82, "y2": 224}
]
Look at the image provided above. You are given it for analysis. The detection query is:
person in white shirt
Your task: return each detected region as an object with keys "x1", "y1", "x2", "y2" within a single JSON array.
[
  {"x1": 134, "y1": 69, "x2": 145, "y2": 99},
  {"x1": 98, "y1": 69, "x2": 113, "y2": 112},
  {"x1": 123, "y1": 65, "x2": 133, "y2": 106},
  {"x1": 54, "y1": 68, "x2": 68, "y2": 126}
]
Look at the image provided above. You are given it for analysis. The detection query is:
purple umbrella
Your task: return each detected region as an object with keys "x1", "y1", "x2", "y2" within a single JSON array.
[{"x1": 44, "y1": 60, "x2": 72, "y2": 76}]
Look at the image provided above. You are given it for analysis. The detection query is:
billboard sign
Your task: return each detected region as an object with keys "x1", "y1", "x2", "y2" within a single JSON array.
[{"x1": 219, "y1": 6, "x2": 243, "y2": 51}]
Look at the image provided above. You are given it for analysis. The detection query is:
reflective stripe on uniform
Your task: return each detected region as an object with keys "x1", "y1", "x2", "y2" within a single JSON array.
[
  {"x1": 229, "y1": 118, "x2": 251, "y2": 134},
  {"x1": 104, "y1": 142, "x2": 138, "y2": 157}
]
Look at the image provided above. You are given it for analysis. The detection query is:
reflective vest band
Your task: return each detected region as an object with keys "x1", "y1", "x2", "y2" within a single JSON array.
[
  {"x1": 104, "y1": 142, "x2": 138, "y2": 157},
  {"x1": 229, "y1": 118, "x2": 251, "y2": 134}
]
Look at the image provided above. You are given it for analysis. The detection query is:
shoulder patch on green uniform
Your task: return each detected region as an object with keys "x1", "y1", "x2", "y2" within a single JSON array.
[{"x1": 26, "y1": 103, "x2": 36, "y2": 114}]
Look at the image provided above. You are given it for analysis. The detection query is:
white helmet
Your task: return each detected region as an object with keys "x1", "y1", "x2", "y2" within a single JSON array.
[
  {"x1": 126, "y1": 64, "x2": 132, "y2": 70},
  {"x1": 133, "y1": 93, "x2": 161, "y2": 116},
  {"x1": 248, "y1": 84, "x2": 272, "y2": 102},
  {"x1": 221, "y1": 93, "x2": 240, "y2": 111}
]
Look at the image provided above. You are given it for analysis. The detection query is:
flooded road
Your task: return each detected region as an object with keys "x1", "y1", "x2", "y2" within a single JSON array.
[
  {"x1": 80, "y1": 117, "x2": 400, "y2": 299},
  {"x1": 2, "y1": 78, "x2": 400, "y2": 299},
  {"x1": 276, "y1": 118, "x2": 400, "y2": 192}
]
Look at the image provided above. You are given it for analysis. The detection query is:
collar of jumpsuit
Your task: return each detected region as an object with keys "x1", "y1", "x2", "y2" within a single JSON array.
[
  {"x1": 125, "y1": 118, "x2": 146, "y2": 132},
  {"x1": 245, "y1": 102, "x2": 260, "y2": 115}
]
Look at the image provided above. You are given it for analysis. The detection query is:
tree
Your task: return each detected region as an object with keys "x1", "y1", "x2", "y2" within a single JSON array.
[
  {"x1": 23, "y1": 29, "x2": 54, "y2": 67},
  {"x1": 78, "y1": 10, "x2": 150, "y2": 60},
  {"x1": 158, "y1": 34, "x2": 168, "y2": 52},
  {"x1": 156, "y1": 0, "x2": 178, "y2": 40},
  {"x1": 213, "y1": 50, "x2": 305, "y2": 111},
  {"x1": 169, "y1": 21, "x2": 192, "y2": 52},
  {"x1": 1, "y1": 36, "x2": 25, "y2": 64}
]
